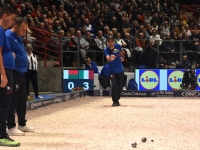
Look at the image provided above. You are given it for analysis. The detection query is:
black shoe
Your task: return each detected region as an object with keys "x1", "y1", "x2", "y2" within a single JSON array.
[
  {"x1": 116, "y1": 102, "x2": 120, "y2": 106},
  {"x1": 112, "y1": 102, "x2": 120, "y2": 107},
  {"x1": 112, "y1": 102, "x2": 117, "y2": 107}
]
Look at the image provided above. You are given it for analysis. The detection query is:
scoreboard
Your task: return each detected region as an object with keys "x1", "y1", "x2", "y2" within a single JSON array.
[{"x1": 63, "y1": 70, "x2": 94, "y2": 93}]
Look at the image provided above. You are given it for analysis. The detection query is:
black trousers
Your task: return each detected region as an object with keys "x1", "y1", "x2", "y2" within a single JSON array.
[
  {"x1": 25, "y1": 70, "x2": 39, "y2": 97},
  {"x1": 111, "y1": 71, "x2": 124, "y2": 103},
  {"x1": 0, "y1": 69, "x2": 13, "y2": 138},
  {"x1": 7, "y1": 71, "x2": 27, "y2": 129},
  {"x1": 98, "y1": 75, "x2": 110, "y2": 89},
  {"x1": 123, "y1": 74, "x2": 127, "y2": 87}
]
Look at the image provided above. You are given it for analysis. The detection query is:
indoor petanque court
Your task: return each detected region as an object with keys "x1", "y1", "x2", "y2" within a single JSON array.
[{"x1": 3, "y1": 95, "x2": 200, "y2": 150}]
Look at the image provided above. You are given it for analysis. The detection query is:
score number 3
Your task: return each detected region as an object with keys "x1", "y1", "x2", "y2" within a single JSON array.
[{"x1": 68, "y1": 82, "x2": 89, "y2": 90}]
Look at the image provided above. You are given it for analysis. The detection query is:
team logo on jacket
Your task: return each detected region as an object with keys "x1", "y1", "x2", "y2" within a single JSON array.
[
  {"x1": 140, "y1": 71, "x2": 159, "y2": 90},
  {"x1": 113, "y1": 49, "x2": 119, "y2": 53}
]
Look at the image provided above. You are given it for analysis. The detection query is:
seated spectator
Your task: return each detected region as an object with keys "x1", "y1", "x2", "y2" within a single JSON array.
[
  {"x1": 149, "y1": 29, "x2": 162, "y2": 47},
  {"x1": 73, "y1": 16, "x2": 84, "y2": 30},
  {"x1": 170, "y1": 15, "x2": 179, "y2": 26},
  {"x1": 85, "y1": 31, "x2": 98, "y2": 62},
  {"x1": 135, "y1": 25, "x2": 148, "y2": 38},
  {"x1": 52, "y1": 20, "x2": 62, "y2": 34},
  {"x1": 176, "y1": 55, "x2": 191, "y2": 69},
  {"x1": 146, "y1": 24, "x2": 153, "y2": 37},
  {"x1": 163, "y1": 21, "x2": 170, "y2": 35},
  {"x1": 72, "y1": 30, "x2": 89, "y2": 63},
  {"x1": 83, "y1": 18, "x2": 96, "y2": 34},
  {"x1": 103, "y1": 26, "x2": 110, "y2": 38},
  {"x1": 162, "y1": 33, "x2": 175, "y2": 52},
  {"x1": 150, "y1": 13, "x2": 162, "y2": 26},
  {"x1": 94, "y1": 30, "x2": 106, "y2": 51},
  {"x1": 122, "y1": 18, "x2": 134, "y2": 36},
  {"x1": 144, "y1": 11, "x2": 152, "y2": 23},
  {"x1": 108, "y1": 16, "x2": 121, "y2": 32},
  {"x1": 84, "y1": 57, "x2": 99, "y2": 74},
  {"x1": 158, "y1": 56, "x2": 169, "y2": 69}
]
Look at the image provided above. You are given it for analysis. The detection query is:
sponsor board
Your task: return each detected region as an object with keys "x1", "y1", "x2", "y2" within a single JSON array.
[
  {"x1": 73, "y1": 93, "x2": 80, "y2": 99},
  {"x1": 93, "y1": 90, "x2": 100, "y2": 96},
  {"x1": 181, "y1": 91, "x2": 200, "y2": 97},
  {"x1": 64, "y1": 94, "x2": 70, "y2": 101},
  {"x1": 156, "y1": 91, "x2": 174, "y2": 97},
  {"x1": 42, "y1": 100, "x2": 54, "y2": 106},
  {"x1": 54, "y1": 97, "x2": 63, "y2": 103},
  {"x1": 139, "y1": 70, "x2": 160, "y2": 90},
  {"x1": 167, "y1": 70, "x2": 184, "y2": 90},
  {"x1": 30, "y1": 102, "x2": 42, "y2": 109}
]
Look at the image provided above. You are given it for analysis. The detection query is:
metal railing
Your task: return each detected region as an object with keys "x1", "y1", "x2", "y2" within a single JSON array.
[{"x1": 25, "y1": 27, "x2": 62, "y2": 67}]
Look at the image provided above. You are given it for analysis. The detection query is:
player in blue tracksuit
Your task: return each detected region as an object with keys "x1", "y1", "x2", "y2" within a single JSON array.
[
  {"x1": 6, "y1": 17, "x2": 35, "y2": 137},
  {"x1": 104, "y1": 36, "x2": 125, "y2": 106},
  {"x1": 0, "y1": 6, "x2": 20, "y2": 147},
  {"x1": 99, "y1": 63, "x2": 127, "y2": 90},
  {"x1": 98, "y1": 64, "x2": 111, "y2": 89}
]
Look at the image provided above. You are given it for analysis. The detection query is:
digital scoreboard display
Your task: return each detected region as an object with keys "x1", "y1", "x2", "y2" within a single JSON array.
[
  {"x1": 63, "y1": 70, "x2": 94, "y2": 93},
  {"x1": 135, "y1": 69, "x2": 200, "y2": 90}
]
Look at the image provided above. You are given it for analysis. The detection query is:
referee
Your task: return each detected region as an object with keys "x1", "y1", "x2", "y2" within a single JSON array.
[
  {"x1": 25, "y1": 44, "x2": 43, "y2": 99},
  {"x1": 104, "y1": 36, "x2": 125, "y2": 106}
]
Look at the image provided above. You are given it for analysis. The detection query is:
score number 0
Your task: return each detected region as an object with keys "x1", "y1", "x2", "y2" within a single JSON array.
[{"x1": 68, "y1": 82, "x2": 89, "y2": 90}]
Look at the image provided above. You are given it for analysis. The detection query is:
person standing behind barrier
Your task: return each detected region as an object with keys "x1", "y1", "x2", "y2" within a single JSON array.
[
  {"x1": 0, "y1": 6, "x2": 20, "y2": 147},
  {"x1": 6, "y1": 17, "x2": 35, "y2": 136},
  {"x1": 25, "y1": 44, "x2": 44, "y2": 99},
  {"x1": 104, "y1": 36, "x2": 125, "y2": 107}
]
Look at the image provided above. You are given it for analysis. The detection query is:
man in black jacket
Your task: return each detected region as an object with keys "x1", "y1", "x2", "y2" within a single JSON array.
[{"x1": 176, "y1": 55, "x2": 191, "y2": 69}]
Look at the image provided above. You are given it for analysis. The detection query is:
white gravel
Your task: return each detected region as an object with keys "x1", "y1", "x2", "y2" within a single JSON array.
[{"x1": 3, "y1": 96, "x2": 200, "y2": 150}]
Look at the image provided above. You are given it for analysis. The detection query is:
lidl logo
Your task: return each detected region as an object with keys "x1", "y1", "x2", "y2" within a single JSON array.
[
  {"x1": 168, "y1": 71, "x2": 183, "y2": 89},
  {"x1": 197, "y1": 73, "x2": 200, "y2": 87},
  {"x1": 140, "y1": 71, "x2": 159, "y2": 90}
]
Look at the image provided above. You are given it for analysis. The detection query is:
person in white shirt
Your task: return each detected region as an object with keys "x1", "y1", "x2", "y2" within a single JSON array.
[
  {"x1": 149, "y1": 29, "x2": 162, "y2": 47},
  {"x1": 25, "y1": 44, "x2": 43, "y2": 99}
]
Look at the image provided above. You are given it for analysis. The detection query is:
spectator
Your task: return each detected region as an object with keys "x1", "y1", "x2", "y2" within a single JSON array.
[
  {"x1": 176, "y1": 55, "x2": 191, "y2": 69},
  {"x1": 135, "y1": 25, "x2": 148, "y2": 38},
  {"x1": 73, "y1": 16, "x2": 84, "y2": 30},
  {"x1": 162, "y1": 33, "x2": 175, "y2": 52},
  {"x1": 163, "y1": 21, "x2": 170, "y2": 35},
  {"x1": 52, "y1": 20, "x2": 62, "y2": 34},
  {"x1": 150, "y1": 13, "x2": 162, "y2": 26},
  {"x1": 170, "y1": 15, "x2": 179, "y2": 26},
  {"x1": 85, "y1": 31, "x2": 97, "y2": 61},
  {"x1": 144, "y1": 11, "x2": 152, "y2": 23},
  {"x1": 72, "y1": 30, "x2": 89, "y2": 63},
  {"x1": 108, "y1": 16, "x2": 121, "y2": 32},
  {"x1": 83, "y1": 18, "x2": 96, "y2": 34},
  {"x1": 184, "y1": 24, "x2": 191, "y2": 36},
  {"x1": 84, "y1": 57, "x2": 99, "y2": 74},
  {"x1": 150, "y1": 29, "x2": 162, "y2": 47},
  {"x1": 158, "y1": 56, "x2": 169, "y2": 69},
  {"x1": 103, "y1": 26, "x2": 109, "y2": 38},
  {"x1": 142, "y1": 42, "x2": 158, "y2": 69}
]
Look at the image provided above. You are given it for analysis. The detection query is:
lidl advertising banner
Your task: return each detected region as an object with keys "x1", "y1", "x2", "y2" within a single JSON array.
[
  {"x1": 139, "y1": 70, "x2": 160, "y2": 90},
  {"x1": 196, "y1": 70, "x2": 200, "y2": 90},
  {"x1": 135, "y1": 69, "x2": 192, "y2": 90}
]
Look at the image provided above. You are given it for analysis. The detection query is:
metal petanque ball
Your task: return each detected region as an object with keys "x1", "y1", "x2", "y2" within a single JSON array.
[
  {"x1": 141, "y1": 137, "x2": 147, "y2": 142},
  {"x1": 131, "y1": 142, "x2": 137, "y2": 148}
]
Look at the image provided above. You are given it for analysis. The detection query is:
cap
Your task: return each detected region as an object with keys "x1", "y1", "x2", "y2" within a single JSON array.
[
  {"x1": 107, "y1": 35, "x2": 114, "y2": 40},
  {"x1": 26, "y1": 44, "x2": 33, "y2": 50}
]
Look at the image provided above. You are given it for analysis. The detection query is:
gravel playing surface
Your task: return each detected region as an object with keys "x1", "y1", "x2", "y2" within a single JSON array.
[{"x1": 3, "y1": 96, "x2": 200, "y2": 150}]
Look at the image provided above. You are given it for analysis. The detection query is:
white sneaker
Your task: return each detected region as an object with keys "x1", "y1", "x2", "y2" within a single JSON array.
[
  {"x1": 8, "y1": 127, "x2": 25, "y2": 136},
  {"x1": 18, "y1": 125, "x2": 35, "y2": 132},
  {"x1": 36, "y1": 95, "x2": 44, "y2": 99},
  {"x1": 123, "y1": 87, "x2": 126, "y2": 90}
]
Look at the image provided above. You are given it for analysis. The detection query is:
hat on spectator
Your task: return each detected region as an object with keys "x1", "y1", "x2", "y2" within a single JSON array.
[
  {"x1": 26, "y1": 44, "x2": 33, "y2": 50},
  {"x1": 107, "y1": 35, "x2": 114, "y2": 40}
]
